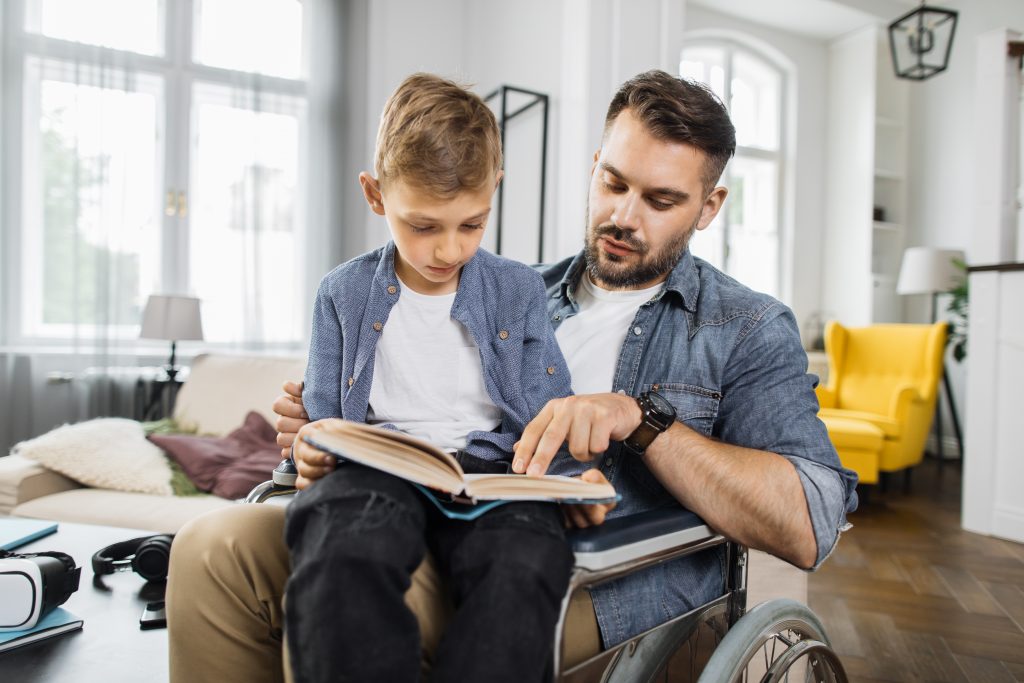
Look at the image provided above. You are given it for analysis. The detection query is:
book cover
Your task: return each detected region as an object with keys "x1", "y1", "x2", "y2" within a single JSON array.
[
  {"x1": 0, "y1": 519, "x2": 58, "y2": 551},
  {"x1": 0, "y1": 607, "x2": 83, "y2": 654},
  {"x1": 304, "y1": 420, "x2": 618, "y2": 509}
]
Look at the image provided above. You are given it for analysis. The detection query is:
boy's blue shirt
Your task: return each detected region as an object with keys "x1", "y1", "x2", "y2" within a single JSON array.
[{"x1": 303, "y1": 240, "x2": 588, "y2": 477}]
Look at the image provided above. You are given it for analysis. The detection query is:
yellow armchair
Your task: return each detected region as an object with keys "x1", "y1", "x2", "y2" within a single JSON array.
[{"x1": 815, "y1": 320, "x2": 947, "y2": 477}]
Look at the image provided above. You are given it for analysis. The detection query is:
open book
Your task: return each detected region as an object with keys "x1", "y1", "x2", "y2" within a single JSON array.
[{"x1": 303, "y1": 420, "x2": 617, "y2": 520}]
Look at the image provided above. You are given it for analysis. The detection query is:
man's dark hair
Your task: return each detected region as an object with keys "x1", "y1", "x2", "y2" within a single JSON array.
[{"x1": 604, "y1": 70, "x2": 736, "y2": 195}]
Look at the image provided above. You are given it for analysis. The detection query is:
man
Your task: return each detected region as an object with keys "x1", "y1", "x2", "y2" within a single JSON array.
[{"x1": 166, "y1": 70, "x2": 857, "y2": 682}]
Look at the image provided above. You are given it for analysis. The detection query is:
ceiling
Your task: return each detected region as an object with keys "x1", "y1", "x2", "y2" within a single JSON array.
[{"x1": 688, "y1": 0, "x2": 914, "y2": 41}]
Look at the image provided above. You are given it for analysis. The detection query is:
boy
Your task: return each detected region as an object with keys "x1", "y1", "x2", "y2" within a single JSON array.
[{"x1": 285, "y1": 73, "x2": 586, "y2": 683}]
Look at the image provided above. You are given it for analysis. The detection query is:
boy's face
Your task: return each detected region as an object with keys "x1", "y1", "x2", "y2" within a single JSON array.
[
  {"x1": 361, "y1": 175, "x2": 498, "y2": 295},
  {"x1": 585, "y1": 109, "x2": 727, "y2": 290}
]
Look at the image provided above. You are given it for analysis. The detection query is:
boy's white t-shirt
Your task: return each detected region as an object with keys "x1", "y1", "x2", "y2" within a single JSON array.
[
  {"x1": 555, "y1": 274, "x2": 665, "y2": 395},
  {"x1": 367, "y1": 278, "x2": 501, "y2": 451}
]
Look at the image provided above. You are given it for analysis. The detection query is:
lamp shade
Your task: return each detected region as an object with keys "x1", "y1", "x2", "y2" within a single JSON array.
[
  {"x1": 888, "y1": 4, "x2": 958, "y2": 81},
  {"x1": 140, "y1": 295, "x2": 204, "y2": 341},
  {"x1": 896, "y1": 247, "x2": 965, "y2": 295}
]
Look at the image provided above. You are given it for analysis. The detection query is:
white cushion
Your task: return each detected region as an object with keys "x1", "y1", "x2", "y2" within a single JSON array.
[{"x1": 13, "y1": 418, "x2": 173, "y2": 496}]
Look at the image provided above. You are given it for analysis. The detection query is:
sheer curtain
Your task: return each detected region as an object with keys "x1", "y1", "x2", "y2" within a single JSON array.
[
  {"x1": 1, "y1": 0, "x2": 349, "y2": 451},
  {"x1": 17, "y1": 8, "x2": 158, "y2": 415}
]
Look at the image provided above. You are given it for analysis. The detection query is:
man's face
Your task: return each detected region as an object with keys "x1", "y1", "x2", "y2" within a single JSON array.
[{"x1": 585, "y1": 109, "x2": 727, "y2": 290}]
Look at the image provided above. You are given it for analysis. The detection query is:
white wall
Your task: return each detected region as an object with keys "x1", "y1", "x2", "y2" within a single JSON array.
[
  {"x1": 905, "y1": 0, "x2": 1024, "y2": 441},
  {"x1": 907, "y1": 0, "x2": 1024, "y2": 261},
  {"x1": 683, "y1": 5, "x2": 832, "y2": 340},
  {"x1": 346, "y1": 0, "x2": 835, "y2": 337},
  {"x1": 354, "y1": 0, "x2": 572, "y2": 263}
]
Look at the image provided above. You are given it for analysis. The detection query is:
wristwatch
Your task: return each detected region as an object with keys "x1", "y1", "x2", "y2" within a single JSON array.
[{"x1": 622, "y1": 391, "x2": 677, "y2": 456}]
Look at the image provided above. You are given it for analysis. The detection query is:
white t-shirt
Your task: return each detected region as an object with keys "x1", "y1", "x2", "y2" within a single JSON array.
[
  {"x1": 367, "y1": 279, "x2": 501, "y2": 451},
  {"x1": 555, "y1": 274, "x2": 665, "y2": 395}
]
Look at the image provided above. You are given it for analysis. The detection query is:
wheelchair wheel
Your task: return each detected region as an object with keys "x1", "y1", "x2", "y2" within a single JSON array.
[{"x1": 695, "y1": 598, "x2": 847, "y2": 683}]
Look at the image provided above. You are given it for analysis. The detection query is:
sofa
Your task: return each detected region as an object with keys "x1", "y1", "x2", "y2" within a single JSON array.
[
  {"x1": 0, "y1": 353, "x2": 306, "y2": 533},
  {"x1": 0, "y1": 351, "x2": 808, "y2": 606}
]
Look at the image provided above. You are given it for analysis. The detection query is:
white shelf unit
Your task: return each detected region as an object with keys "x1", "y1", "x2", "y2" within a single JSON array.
[{"x1": 823, "y1": 25, "x2": 909, "y2": 326}]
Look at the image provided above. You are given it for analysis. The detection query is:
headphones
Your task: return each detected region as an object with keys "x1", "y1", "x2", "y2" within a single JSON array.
[{"x1": 91, "y1": 534, "x2": 174, "y2": 583}]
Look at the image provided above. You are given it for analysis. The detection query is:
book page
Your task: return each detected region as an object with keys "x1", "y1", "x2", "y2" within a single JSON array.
[
  {"x1": 462, "y1": 473, "x2": 617, "y2": 503},
  {"x1": 305, "y1": 421, "x2": 465, "y2": 494}
]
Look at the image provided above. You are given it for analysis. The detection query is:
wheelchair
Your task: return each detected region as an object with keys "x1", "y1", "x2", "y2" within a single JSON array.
[{"x1": 248, "y1": 462, "x2": 848, "y2": 682}]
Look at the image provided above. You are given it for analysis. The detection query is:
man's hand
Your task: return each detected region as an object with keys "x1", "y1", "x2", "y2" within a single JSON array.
[
  {"x1": 512, "y1": 393, "x2": 642, "y2": 476},
  {"x1": 274, "y1": 380, "x2": 309, "y2": 458},
  {"x1": 561, "y1": 469, "x2": 617, "y2": 528},
  {"x1": 272, "y1": 379, "x2": 335, "y2": 490}
]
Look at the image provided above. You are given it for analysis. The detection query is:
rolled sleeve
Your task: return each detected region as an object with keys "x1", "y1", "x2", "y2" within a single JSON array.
[
  {"x1": 784, "y1": 456, "x2": 856, "y2": 569},
  {"x1": 716, "y1": 303, "x2": 859, "y2": 568}
]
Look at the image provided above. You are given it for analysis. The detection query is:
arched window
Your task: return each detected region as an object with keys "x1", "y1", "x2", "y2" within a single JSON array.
[{"x1": 681, "y1": 41, "x2": 786, "y2": 298}]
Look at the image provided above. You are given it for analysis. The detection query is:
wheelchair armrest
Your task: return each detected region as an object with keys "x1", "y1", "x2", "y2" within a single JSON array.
[
  {"x1": 569, "y1": 507, "x2": 717, "y2": 573},
  {"x1": 244, "y1": 459, "x2": 300, "y2": 504}
]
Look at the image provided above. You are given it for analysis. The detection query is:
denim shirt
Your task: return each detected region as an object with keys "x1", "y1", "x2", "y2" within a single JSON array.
[
  {"x1": 303, "y1": 241, "x2": 587, "y2": 476},
  {"x1": 539, "y1": 250, "x2": 859, "y2": 647}
]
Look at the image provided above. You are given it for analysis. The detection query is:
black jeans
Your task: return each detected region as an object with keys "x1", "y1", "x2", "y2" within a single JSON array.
[{"x1": 284, "y1": 461, "x2": 574, "y2": 683}]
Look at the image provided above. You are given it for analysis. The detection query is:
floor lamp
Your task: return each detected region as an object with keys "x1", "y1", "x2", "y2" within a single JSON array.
[{"x1": 895, "y1": 247, "x2": 965, "y2": 460}]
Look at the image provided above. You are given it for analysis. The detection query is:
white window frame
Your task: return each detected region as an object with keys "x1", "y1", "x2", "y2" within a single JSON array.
[
  {"x1": 1, "y1": 0, "x2": 309, "y2": 348},
  {"x1": 680, "y1": 37, "x2": 791, "y2": 300}
]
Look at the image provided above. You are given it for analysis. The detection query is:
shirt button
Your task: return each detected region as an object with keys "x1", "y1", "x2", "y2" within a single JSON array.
[
  {"x1": 347, "y1": 377, "x2": 354, "y2": 387},
  {"x1": 547, "y1": 366, "x2": 555, "y2": 375},
  {"x1": 616, "y1": 389, "x2": 626, "y2": 395},
  {"x1": 606, "y1": 458, "x2": 614, "y2": 467},
  {"x1": 498, "y1": 330, "x2": 509, "y2": 340},
  {"x1": 373, "y1": 321, "x2": 383, "y2": 332},
  {"x1": 387, "y1": 285, "x2": 397, "y2": 294},
  {"x1": 553, "y1": 315, "x2": 561, "y2": 321},
  {"x1": 633, "y1": 326, "x2": 642, "y2": 335}
]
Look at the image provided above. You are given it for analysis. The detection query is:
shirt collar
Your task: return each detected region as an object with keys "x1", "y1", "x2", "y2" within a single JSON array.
[
  {"x1": 373, "y1": 240, "x2": 485, "y2": 303},
  {"x1": 558, "y1": 248, "x2": 699, "y2": 313}
]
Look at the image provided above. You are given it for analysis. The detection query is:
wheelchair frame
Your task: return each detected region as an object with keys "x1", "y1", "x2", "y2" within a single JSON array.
[{"x1": 246, "y1": 480, "x2": 846, "y2": 682}]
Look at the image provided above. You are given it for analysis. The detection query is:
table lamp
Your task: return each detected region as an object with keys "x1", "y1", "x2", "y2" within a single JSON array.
[
  {"x1": 895, "y1": 246, "x2": 965, "y2": 459},
  {"x1": 140, "y1": 295, "x2": 204, "y2": 382}
]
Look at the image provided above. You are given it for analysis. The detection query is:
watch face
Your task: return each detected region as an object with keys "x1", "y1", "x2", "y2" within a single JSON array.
[{"x1": 648, "y1": 391, "x2": 675, "y2": 418}]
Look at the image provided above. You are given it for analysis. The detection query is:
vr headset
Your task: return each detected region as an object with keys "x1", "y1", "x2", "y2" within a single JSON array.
[
  {"x1": 91, "y1": 534, "x2": 174, "y2": 583},
  {"x1": 0, "y1": 549, "x2": 81, "y2": 631}
]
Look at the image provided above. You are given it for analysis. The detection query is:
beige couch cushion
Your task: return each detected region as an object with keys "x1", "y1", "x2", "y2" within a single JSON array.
[
  {"x1": 173, "y1": 353, "x2": 306, "y2": 436},
  {"x1": 13, "y1": 489, "x2": 234, "y2": 534}
]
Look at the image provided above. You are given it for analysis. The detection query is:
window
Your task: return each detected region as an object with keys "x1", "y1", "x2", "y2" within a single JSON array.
[
  {"x1": 5, "y1": 0, "x2": 308, "y2": 346},
  {"x1": 681, "y1": 41, "x2": 785, "y2": 298}
]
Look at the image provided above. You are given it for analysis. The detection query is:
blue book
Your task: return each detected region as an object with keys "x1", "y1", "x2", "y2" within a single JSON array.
[
  {"x1": 0, "y1": 519, "x2": 58, "y2": 551},
  {"x1": 0, "y1": 608, "x2": 84, "y2": 654}
]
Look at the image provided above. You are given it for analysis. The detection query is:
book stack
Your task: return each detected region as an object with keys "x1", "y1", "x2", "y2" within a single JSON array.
[{"x1": 0, "y1": 608, "x2": 83, "y2": 653}]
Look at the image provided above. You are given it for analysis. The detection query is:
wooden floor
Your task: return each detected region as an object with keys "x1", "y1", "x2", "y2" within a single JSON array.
[{"x1": 809, "y1": 458, "x2": 1024, "y2": 682}]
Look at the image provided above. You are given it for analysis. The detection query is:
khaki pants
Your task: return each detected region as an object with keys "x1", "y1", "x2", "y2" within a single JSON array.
[{"x1": 166, "y1": 504, "x2": 602, "y2": 682}]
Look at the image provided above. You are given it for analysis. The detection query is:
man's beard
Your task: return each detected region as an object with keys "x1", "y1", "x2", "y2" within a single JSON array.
[{"x1": 584, "y1": 213, "x2": 698, "y2": 289}]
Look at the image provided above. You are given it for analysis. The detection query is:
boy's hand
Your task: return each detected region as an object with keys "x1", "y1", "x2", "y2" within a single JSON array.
[
  {"x1": 292, "y1": 418, "x2": 343, "y2": 489},
  {"x1": 512, "y1": 393, "x2": 642, "y2": 476},
  {"x1": 274, "y1": 380, "x2": 308, "y2": 458},
  {"x1": 561, "y1": 469, "x2": 617, "y2": 528}
]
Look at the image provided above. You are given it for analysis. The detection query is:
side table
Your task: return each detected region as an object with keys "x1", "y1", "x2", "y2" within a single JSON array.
[
  {"x1": 0, "y1": 520, "x2": 169, "y2": 682},
  {"x1": 135, "y1": 377, "x2": 183, "y2": 421}
]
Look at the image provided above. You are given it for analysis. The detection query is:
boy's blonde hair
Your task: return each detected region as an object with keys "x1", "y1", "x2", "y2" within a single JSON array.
[{"x1": 375, "y1": 73, "x2": 502, "y2": 197}]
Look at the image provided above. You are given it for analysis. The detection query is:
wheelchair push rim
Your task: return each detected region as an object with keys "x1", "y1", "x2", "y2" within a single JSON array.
[{"x1": 696, "y1": 598, "x2": 848, "y2": 683}]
